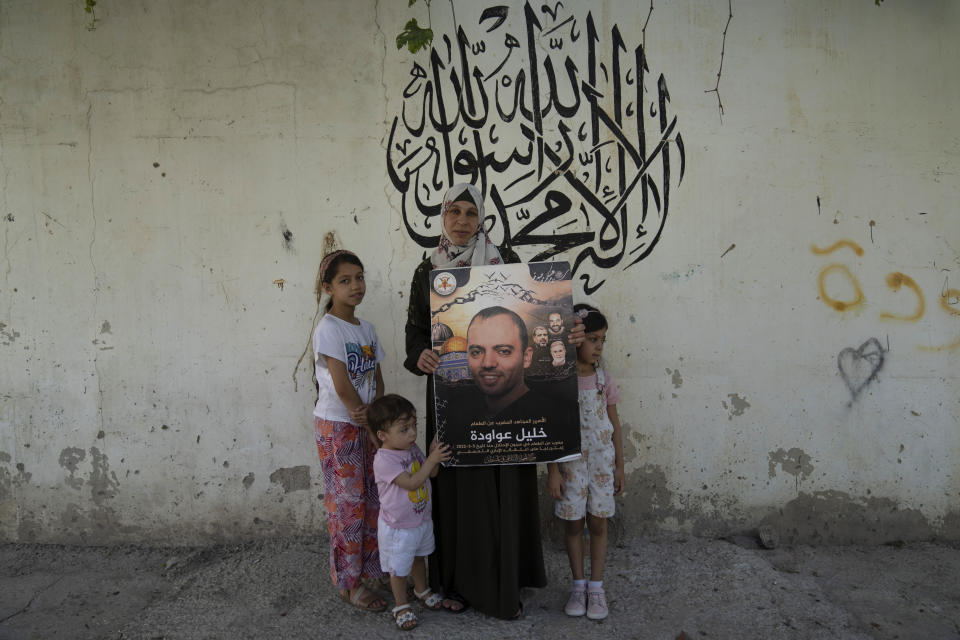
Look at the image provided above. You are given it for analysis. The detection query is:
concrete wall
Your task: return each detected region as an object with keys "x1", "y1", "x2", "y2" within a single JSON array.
[{"x1": 1, "y1": 0, "x2": 957, "y2": 545}]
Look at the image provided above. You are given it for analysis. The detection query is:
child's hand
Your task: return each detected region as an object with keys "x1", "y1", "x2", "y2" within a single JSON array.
[
  {"x1": 613, "y1": 465, "x2": 625, "y2": 496},
  {"x1": 428, "y1": 443, "x2": 452, "y2": 465},
  {"x1": 547, "y1": 467, "x2": 565, "y2": 500},
  {"x1": 428, "y1": 434, "x2": 440, "y2": 453},
  {"x1": 567, "y1": 317, "x2": 585, "y2": 346},
  {"x1": 349, "y1": 404, "x2": 369, "y2": 427}
]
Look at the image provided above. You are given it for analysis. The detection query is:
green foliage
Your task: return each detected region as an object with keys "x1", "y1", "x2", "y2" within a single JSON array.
[
  {"x1": 84, "y1": 0, "x2": 98, "y2": 30},
  {"x1": 396, "y1": 17, "x2": 434, "y2": 54}
]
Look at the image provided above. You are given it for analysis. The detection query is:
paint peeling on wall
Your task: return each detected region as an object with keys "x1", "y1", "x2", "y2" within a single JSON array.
[
  {"x1": 768, "y1": 448, "x2": 814, "y2": 482},
  {"x1": 89, "y1": 447, "x2": 120, "y2": 506},
  {"x1": 0, "y1": 323, "x2": 20, "y2": 346},
  {"x1": 666, "y1": 368, "x2": 683, "y2": 389},
  {"x1": 661, "y1": 264, "x2": 703, "y2": 283},
  {"x1": 722, "y1": 393, "x2": 750, "y2": 420},
  {"x1": 59, "y1": 447, "x2": 87, "y2": 490},
  {"x1": 269, "y1": 466, "x2": 310, "y2": 494}
]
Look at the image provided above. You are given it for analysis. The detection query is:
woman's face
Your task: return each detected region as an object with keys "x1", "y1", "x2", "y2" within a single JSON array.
[{"x1": 444, "y1": 200, "x2": 480, "y2": 246}]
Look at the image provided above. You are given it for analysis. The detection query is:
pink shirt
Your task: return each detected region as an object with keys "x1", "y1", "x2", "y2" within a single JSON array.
[
  {"x1": 577, "y1": 368, "x2": 621, "y2": 405},
  {"x1": 373, "y1": 444, "x2": 432, "y2": 529}
]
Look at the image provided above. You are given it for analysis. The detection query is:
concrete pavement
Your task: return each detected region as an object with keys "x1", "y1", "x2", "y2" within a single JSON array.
[{"x1": 2, "y1": 533, "x2": 959, "y2": 639}]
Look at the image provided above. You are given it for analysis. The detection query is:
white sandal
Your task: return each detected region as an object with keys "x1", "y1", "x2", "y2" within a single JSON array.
[
  {"x1": 392, "y1": 604, "x2": 419, "y2": 631},
  {"x1": 414, "y1": 587, "x2": 444, "y2": 610}
]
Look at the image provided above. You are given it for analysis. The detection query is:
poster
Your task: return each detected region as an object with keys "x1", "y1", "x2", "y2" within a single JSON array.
[{"x1": 429, "y1": 261, "x2": 581, "y2": 466}]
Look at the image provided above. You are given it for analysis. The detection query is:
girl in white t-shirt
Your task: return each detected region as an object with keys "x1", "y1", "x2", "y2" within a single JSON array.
[
  {"x1": 547, "y1": 304, "x2": 625, "y2": 622},
  {"x1": 312, "y1": 250, "x2": 387, "y2": 613}
]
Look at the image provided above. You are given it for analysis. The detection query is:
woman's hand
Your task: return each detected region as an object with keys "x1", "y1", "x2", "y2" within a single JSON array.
[
  {"x1": 567, "y1": 316, "x2": 585, "y2": 346},
  {"x1": 417, "y1": 348, "x2": 441, "y2": 374}
]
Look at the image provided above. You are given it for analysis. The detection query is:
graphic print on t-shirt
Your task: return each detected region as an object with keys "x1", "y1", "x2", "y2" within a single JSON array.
[
  {"x1": 406, "y1": 458, "x2": 429, "y2": 515},
  {"x1": 345, "y1": 341, "x2": 377, "y2": 392}
]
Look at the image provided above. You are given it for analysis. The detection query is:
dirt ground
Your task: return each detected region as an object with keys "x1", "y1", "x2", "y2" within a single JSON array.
[{"x1": 1, "y1": 533, "x2": 959, "y2": 640}]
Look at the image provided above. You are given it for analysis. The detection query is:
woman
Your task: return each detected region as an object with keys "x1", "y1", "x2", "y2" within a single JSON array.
[{"x1": 403, "y1": 183, "x2": 581, "y2": 619}]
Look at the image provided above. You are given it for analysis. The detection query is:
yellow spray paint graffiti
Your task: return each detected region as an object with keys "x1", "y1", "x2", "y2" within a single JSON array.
[{"x1": 811, "y1": 240, "x2": 958, "y2": 352}]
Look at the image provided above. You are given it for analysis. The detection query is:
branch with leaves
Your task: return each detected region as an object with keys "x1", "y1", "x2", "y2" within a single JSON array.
[
  {"x1": 396, "y1": 0, "x2": 434, "y2": 54},
  {"x1": 84, "y1": 0, "x2": 98, "y2": 30}
]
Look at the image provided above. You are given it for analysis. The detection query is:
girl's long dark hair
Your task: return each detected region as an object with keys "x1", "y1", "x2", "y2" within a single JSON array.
[{"x1": 316, "y1": 252, "x2": 364, "y2": 311}]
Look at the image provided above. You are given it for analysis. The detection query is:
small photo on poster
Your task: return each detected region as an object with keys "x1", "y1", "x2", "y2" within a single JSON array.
[{"x1": 429, "y1": 261, "x2": 581, "y2": 466}]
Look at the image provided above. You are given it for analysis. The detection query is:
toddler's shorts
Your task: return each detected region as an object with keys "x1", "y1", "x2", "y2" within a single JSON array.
[{"x1": 377, "y1": 518, "x2": 434, "y2": 577}]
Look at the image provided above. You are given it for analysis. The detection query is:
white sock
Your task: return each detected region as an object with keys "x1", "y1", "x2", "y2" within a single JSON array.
[
  {"x1": 588, "y1": 580, "x2": 603, "y2": 590},
  {"x1": 572, "y1": 579, "x2": 586, "y2": 590}
]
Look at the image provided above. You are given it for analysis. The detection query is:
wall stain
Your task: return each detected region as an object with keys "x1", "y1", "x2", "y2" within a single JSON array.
[
  {"x1": 661, "y1": 265, "x2": 703, "y2": 283},
  {"x1": 17, "y1": 511, "x2": 39, "y2": 542},
  {"x1": 760, "y1": 490, "x2": 934, "y2": 545},
  {"x1": 59, "y1": 447, "x2": 86, "y2": 489},
  {"x1": 768, "y1": 447, "x2": 814, "y2": 486},
  {"x1": 15, "y1": 462, "x2": 31, "y2": 483},
  {"x1": 626, "y1": 464, "x2": 676, "y2": 530},
  {"x1": 242, "y1": 472, "x2": 255, "y2": 489},
  {"x1": 88, "y1": 446, "x2": 120, "y2": 506},
  {"x1": 723, "y1": 393, "x2": 750, "y2": 420},
  {"x1": 281, "y1": 224, "x2": 294, "y2": 252},
  {"x1": 100, "y1": 320, "x2": 112, "y2": 334},
  {"x1": 0, "y1": 464, "x2": 10, "y2": 502},
  {"x1": 622, "y1": 428, "x2": 638, "y2": 464},
  {"x1": 269, "y1": 466, "x2": 310, "y2": 493},
  {"x1": 666, "y1": 368, "x2": 683, "y2": 389},
  {"x1": 0, "y1": 322, "x2": 20, "y2": 346}
]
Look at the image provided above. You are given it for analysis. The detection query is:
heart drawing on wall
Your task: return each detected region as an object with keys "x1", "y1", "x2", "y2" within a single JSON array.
[{"x1": 837, "y1": 337, "x2": 885, "y2": 400}]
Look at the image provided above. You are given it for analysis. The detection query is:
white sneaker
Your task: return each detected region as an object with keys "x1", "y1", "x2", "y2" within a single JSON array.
[
  {"x1": 564, "y1": 586, "x2": 587, "y2": 616},
  {"x1": 586, "y1": 587, "x2": 608, "y2": 620}
]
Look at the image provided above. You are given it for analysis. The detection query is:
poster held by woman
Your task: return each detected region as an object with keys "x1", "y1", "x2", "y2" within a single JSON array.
[{"x1": 429, "y1": 261, "x2": 581, "y2": 466}]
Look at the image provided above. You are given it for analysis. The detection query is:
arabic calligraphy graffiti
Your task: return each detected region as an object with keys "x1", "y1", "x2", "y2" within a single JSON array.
[{"x1": 387, "y1": 2, "x2": 686, "y2": 293}]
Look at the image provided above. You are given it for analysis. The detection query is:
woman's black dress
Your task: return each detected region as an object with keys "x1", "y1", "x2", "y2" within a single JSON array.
[{"x1": 403, "y1": 248, "x2": 546, "y2": 619}]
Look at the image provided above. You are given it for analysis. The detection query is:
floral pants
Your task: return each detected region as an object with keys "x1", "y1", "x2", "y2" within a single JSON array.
[{"x1": 315, "y1": 417, "x2": 385, "y2": 589}]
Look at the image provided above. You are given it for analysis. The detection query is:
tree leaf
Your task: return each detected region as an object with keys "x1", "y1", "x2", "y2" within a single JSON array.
[{"x1": 395, "y1": 17, "x2": 434, "y2": 54}]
